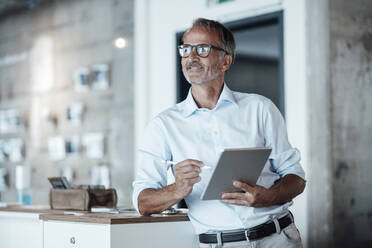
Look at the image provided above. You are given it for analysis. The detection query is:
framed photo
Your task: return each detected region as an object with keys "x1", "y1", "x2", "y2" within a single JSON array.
[
  {"x1": 67, "y1": 102, "x2": 84, "y2": 125},
  {"x1": 48, "y1": 136, "x2": 66, "y2": 161},
  {"x1": 74, "y1": 67, "x2": 90, "y2": 92},
  {"x1": 91, "y1": 64, "x2": 110, "y2": 90},
  {"x1": 65, "y1": 136, "x2": 80, "y2": 156},
  {"x1": 0, "y1": 138, "x2": 24, "y2": 163},
  {"x1": 0, "y1": 168, "x2": 9, "y2": 191},
  {"x1": 0, "y1": 109, "x2": 23, "y2": 134},
  {"x1": 8, "y1": 138, "x2": 24, "y2": 162},
  {"x1": 82, "y1": 133, "x2": 104, "y2": 159},
  {"x1": 0, "y1": 140, "x2": 6, "y2": 162}
]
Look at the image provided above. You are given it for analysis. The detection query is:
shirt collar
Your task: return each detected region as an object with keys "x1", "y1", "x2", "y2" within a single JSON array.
[{"x1": 181, "y1": 83, "x2": 238, "y2": 117}]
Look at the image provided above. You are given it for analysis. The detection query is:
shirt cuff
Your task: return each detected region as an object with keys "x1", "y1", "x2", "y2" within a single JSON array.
[{"x1": 280, "y1": 164, "x2": 306, "y2": 181}]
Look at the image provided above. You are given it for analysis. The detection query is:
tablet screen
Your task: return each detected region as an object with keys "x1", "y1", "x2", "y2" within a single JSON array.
[{"x1": 200, "y1": 147, "x2": 272, "y2": 200}]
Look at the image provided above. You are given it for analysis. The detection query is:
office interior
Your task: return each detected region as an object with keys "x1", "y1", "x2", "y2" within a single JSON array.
[{"x1": 0, "y1": 0, "x2": 371, "y2": 247}]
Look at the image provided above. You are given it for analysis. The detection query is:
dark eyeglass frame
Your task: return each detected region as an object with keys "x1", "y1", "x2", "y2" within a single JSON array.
[{"x1": 177, "y1": 43, "x2": 228, "y2": 58}]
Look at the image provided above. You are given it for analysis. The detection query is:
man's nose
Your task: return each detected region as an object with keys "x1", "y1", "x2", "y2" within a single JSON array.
[{"x1": 188, "y1": 47, "x2": 199, "y2": 60}]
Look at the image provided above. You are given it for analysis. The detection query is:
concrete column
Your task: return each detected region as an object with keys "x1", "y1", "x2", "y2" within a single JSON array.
[
  {"x1": 329, "y1": 0, "x2": 372, "y2": 246},
  {"x1": 306, "y1": 0, "x2": 334, "y2": 247}
]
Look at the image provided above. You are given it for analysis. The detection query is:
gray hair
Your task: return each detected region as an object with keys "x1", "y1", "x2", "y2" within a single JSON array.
[{"x1": 184, "y1": 18, "x2": 236, "y2": 62}]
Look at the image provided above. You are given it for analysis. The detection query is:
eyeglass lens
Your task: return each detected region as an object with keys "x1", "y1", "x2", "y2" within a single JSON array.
[{"x1": 179, "y1": 44, "x2": 211, "y2": 58}]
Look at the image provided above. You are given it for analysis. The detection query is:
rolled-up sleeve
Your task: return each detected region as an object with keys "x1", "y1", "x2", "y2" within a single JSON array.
[
  {"x1": 263, "y1": 99, "x2": 306, "y2": 180},
  {"x1": 132, "y1": 117, "x2": 172, "y2": 212}
]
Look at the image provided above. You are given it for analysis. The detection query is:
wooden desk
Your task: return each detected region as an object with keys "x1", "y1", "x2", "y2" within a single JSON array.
[{"x1": 0, "y1": 206, "x2": 199, "y2": 248}]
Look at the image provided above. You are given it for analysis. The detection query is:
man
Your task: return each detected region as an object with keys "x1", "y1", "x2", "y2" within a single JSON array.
[{"x1": 132, "y1": 18, "x2": 306, "y2": 248}]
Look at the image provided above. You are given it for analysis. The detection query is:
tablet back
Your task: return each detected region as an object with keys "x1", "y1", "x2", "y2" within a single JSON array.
[{"x1": 200, "y1": 147, "x2": 272, "y2": 200}]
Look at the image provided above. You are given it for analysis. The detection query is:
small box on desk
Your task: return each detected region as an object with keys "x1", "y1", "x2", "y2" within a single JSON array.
[{"x1": 49, "y1": 188, "x2": 117, "y2": 211}]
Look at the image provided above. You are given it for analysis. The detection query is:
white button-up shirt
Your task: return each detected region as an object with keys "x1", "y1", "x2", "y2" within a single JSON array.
[{"x1": 132, "y1": 84, "x2": 305, "y2": 234}]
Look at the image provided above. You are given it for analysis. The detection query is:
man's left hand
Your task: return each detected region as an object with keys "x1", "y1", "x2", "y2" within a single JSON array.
[{"x1": 221, "y1": 180, "x2": 276, "y2": 207}]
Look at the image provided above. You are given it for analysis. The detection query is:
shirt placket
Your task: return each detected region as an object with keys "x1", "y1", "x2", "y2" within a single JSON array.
[
  {"x1": 210, "y1": 112, "x2": 222, "y2": 158},
  {"x1": 211, "y1": 110, "x2": 249, "y2": 227}
]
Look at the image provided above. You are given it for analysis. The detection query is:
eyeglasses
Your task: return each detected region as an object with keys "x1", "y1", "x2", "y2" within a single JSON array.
[{"x1": 178, "y1": 44, "x2": 228, "y2": 58}]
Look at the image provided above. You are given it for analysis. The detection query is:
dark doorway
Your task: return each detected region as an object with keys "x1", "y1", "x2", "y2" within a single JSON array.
[{"x1": 175, "y1": 11, "x2": 285, "y2": 115}]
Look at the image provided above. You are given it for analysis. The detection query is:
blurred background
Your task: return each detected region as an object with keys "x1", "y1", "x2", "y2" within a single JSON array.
[{"x1": 0, "y1": 0, "x2": 371, "y2": 247}]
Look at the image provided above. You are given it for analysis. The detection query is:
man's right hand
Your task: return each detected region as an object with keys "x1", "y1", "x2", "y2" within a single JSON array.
[
  {"x1": 173, "y1": 159, "x2": 203, "y2": 199},
  {"x1": 137, "y1": 159, "x2": 203, "y2": 215}
]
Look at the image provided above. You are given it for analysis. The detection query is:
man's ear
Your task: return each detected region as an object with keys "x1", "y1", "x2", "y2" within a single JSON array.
[{"x1": 221, "y1": 54, "x2": 233, "y2": 72}]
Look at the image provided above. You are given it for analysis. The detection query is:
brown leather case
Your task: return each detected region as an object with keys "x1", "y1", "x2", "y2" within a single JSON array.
[{"x1": 49, "y1": 188, "x2": 117, "y2": 210}]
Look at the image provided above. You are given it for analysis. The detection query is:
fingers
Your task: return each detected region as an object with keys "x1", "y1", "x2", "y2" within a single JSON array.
[
  {"x1": 189, "y1": 176, "x2": 201, "y2": 184},
  {"x1": 221, "y1": 181, "x2": 256, "y2": 206},
  {"x1": 221, "y1": 182, "x2": 272, "y2": 207},
  {"x1": 176, "y1": 159, "x2": 204, "y2": 169},
  {"x1": 173, "y1": 159, "x2": 203, "y2": 199},
  {"x1": 233, "y1": 180, "x2": 254, "y2": 192},
  {"x1": 174, "y1": 159, "x2": 203, "y2": 177},
  {"x1": 221, "y1": 199, "x2": 249, "y2": 206},
  {"x1": 175, "y1": 165, "x2": 200, "y2": 174},
  {"x1": 178, "y1": 175, "x2": 201, "y2": 186},
  {"x1": 182, "y1": 171, "x2": 201, "y2": 179},
  {"x1": 221, "y1": 192, "x2": 251, "y2": 201},
  {"x1": 221, "y1": 191, "x2": 254, "y2": 206},
  {"x1": 171, "y1": 159, "x2": 203, "y2": 199}
]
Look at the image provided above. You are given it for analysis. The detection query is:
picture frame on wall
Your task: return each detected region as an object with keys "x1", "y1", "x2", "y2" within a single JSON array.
[
  {"x1": 0, "y1": 109, "x2": 23, "y2": 134},
  {"x1": 65, "y1": 136, "x2": 80, "y2": 156},
  {"x1": 0, "y1": 140, "x2": 6, "y2": 162},
  {"x1": 91, "y1": 64, "x2": 110, "y2": 90},
  {"x1": 0, "y1": 167, "x2": 9, "y2": 191},
  {"x1": 74, "y1": 67, "x2": 90, "y2": 92},
  {"x1": 0, "y1": 138, "x2": 24, "y2": 163},
  {"x1": 66, "y1": 102, "x2": 84, "y2": 125},
  {"x1": 48, "y1": 136, "x2": 66, "y2": 161},
  {"x1": 82, "y1": 133, "x2": 105, "y2": 159},
  {"x1": 7, "y1": 138, "x2": 24, "y2": 163}
]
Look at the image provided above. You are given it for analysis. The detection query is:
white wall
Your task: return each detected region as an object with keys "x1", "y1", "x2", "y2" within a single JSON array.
[
  {"x1": 134, "y1": 0, "x2": 308, "y2": 246},
  {"x1": 282, "y1": 0, "x2": 308, "y2": 246}
]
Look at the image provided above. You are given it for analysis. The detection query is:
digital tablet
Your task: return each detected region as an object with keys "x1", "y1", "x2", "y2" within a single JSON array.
[{"x1": 200, "y1": 147, "x2": 272, "y2": 200}]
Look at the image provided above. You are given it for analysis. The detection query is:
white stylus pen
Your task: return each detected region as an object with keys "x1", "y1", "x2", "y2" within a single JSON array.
[{"x1": 161, "y1": 160, "x2": 211, "y2": 169}]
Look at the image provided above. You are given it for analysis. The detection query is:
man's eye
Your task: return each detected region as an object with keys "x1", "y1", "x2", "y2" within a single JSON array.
[{"x1": 198, "y1": 46, "x2": 209, "y2": 54}]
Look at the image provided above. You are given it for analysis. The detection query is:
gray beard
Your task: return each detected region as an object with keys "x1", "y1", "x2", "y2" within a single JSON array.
[
  {"x1": 184, "y1": 72, "x2": 220, "y2": 85},
  {"x1": 182, "y1": 61, "x2": 222, "y2": 85},
  {"x1": 184, "y1": 74, "x2": 203, "y2": 85},
  {"x1": 182, "y1": 67, "x2": 203, "y2": 85}
]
